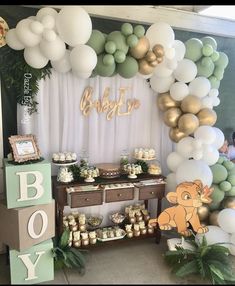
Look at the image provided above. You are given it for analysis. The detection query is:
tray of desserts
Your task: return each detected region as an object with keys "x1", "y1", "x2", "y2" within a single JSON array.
[
  {"x1": 52, "y1": 151, "x2": 77, "y2": 164},
  {"x1": 96, "y1": 227, "x2": 126, "y2": 242}
]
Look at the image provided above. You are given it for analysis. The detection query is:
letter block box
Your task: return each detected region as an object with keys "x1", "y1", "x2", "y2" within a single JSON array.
[
  {"x1": 9, "y1": 239, "x2": 54, "y2": 285},
  {"x1": 3, "y1": 159, "x2": 52, "y2": 209},
  {"x1": 0, "y1": 200, "x2": 55, "y2": 251}
]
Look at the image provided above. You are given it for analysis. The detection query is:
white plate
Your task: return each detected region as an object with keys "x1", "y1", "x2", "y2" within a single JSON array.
[
  {"x1": 97, "y1": 230, "x2": 126, "y2": 242},
  {"x1": 52, "y1": 160, "x2": 78, "y2": 166}
]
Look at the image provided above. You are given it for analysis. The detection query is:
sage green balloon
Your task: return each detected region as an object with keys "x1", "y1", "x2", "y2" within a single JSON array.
[
  {"x1": 209, "y1": 200, "x2": 221, "y2": 211},
  {"x1": 117, "y1": 56, "x2": 139, "y2": 79},
  {"x1": 213, "y1": 66, "x2": 224, "y2": 80},
  {"x1": 227, "y1": 174, "x2": 235, "y2": 186},
  {"x1": 86, "y1": 30, "x2": 106, "y2": 55},
  {"x1": 223, "y1": 160, "x2": 234, "y2": 171},
  {"x1": 185, "y1": 38, "x2": 203, "y2": 62},
  {"x1": 103, "y1": 54, "x2": 115, "y2": 66},
  {"x1": 201, "y1": 56, "x2": 214, "y2": 67},
  {"x1": 121, "y1": 23, "x2": 133, "y2": 36},
  {"x1": 214, "y1": 52, "x2": 229, "y2": 69},
  {"x1": 107, "y1": 31, "x2": 129, "y2": 55},
  {"x1": 217, "y1": 156, "x2": 225, "y2": 164},
  {"x1": 225, "y1": 186, "x2": 235, "y2": 196},
  {"x1": 211, "y1": 51, "x2": 220, "y2": 62},
  {"x1": 211, "y1": 184, "x2": 225, "y2": 203},
  {"x1": 219, "y1": 181, "x2": 232, "y2": 192},
  {"x1": 105, "y1": 41, "x2": 116, "y2": 54},
  {"x1": 196, "y1": 58, "x2": 214, "y2": 78},
  {"x1": 94, "y1": 54, "x2": 116, "y2": 77},
  {"x1": 201, "y1": 36, "x2": 217, "y2": 50},
  {"x1": 229, "y1": 166, "x2": 235, "y2": 175},
  {"x1": 114, "y1": 50, "x2": 126, "y2": 63},
  {"x1": 133, "y1": 25, "x2": 145, "y2": 38},
  {"x1": 202, "y1": 44, "x2": 214, "y2": 57},
  {"x1": 209, "y1": 75, "x2": 220, "y2": 89},
  {"x1": 211, "y1": 163, "x2": 228, "y2": 184},
  {"x1": 127, "y1": 34, "x2": 138, "y2": 48}
]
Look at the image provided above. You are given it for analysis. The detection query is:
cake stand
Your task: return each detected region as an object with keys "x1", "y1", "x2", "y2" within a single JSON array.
[{"x1": 53, "y1": 161, "x2": 78, "y2": 183}]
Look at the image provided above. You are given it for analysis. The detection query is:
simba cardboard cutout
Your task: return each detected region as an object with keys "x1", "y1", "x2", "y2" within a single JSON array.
[{"x1": 149, "y1": 180, "x2": 213, "y2": 236}]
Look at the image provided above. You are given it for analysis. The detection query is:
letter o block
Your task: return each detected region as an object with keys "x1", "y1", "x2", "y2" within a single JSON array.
[{"x1": 3, "y1": 159, "x2": 52, "y2": 209}]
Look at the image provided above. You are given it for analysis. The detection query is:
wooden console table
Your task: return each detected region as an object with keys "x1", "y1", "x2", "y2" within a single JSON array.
[{"x1": 52, "y1": 174, "x2": 165, "y2": 244}]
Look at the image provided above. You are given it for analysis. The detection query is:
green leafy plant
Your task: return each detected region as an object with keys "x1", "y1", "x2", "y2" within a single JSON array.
[
  {"x1": 69, "y1": 164, "x2": 81, "y2": 181},
  {"x1": 164, "y1": 235, "x2": 235, "y2": 284},
  {"x1": 135, "y1": 159, "x2": 148, "y2": 173},
  {"x1": 51, "y1": 229, "x2": 88, "y2": 274}
]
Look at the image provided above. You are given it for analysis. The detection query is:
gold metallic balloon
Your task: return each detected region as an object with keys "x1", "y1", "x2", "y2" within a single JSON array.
[
  {"x1": 209, "y1": 210, "x2": 220, "y2": 226},
  {"x1": 138, "y1": 58, "x2": 154, "y2": 75},
  {"x1": 197, "y1": 108, "x2": 217, "y2": 126},
  {"x1": 221, "y1": 196, "x2": 235, "y2": 209},
  {"x1": 178, "y1": 113, "x2": 199, "y2": 135},
  {"x1": 129, "y1": 36, "x2": 150, "y2": 59},
  {"x1": 181, "y1": 95, "x2": 202, "y2": 114},
  {"x1": 146, "y1": 51, "x2": 157, "y2": 62},
  {"x1": 157, "y1": 92, "x2": 181, "y2": 112},
  {"x1": 197, "y1": 204, "x2": 210, "y2": 221},
  {"x1": 149, "y1": 60, "x2": 158, "y2": 67},
  {"x1": 156, "y1": 57, "x2": 163, "y2": 64},
  {"x1": 152, "y1": 44, "x2": 164, "y2": 58},
  {"x1": 169, "y1": 127, "x2": 187, "y2": 143},
  {"x1": 163, "y1": 107, "x2": 182, "y2": 127}
]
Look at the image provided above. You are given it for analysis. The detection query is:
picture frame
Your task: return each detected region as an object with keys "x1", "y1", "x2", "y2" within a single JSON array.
[{"x1": 8, "y1": 134, "x2": 41, "y2": 163}]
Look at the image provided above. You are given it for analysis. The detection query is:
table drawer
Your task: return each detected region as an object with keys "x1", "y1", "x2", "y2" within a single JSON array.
[
  {"x1": 105, "y1": 188, "x2": 134, "y2": 203},
  {"x1": 68, "y1": 191, "x2": 103, "y2": 208},
  {"x1": 138, "y1": 185, "x2": 165, "y2": 200}
]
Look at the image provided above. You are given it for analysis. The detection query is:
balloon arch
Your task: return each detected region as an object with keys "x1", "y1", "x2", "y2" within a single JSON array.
[{"x1": 5, "y1": 6, "x2": 229, "y2": 192}]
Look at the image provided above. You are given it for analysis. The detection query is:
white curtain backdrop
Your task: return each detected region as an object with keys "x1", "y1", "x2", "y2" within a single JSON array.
[{"x1": 17, "y1": 70, "x2": 174, "y2": 219}]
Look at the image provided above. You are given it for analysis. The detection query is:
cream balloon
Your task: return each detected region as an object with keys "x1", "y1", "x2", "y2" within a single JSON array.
[
  {"x1": 166, "y1": 152, "x2": 185, "y2": 172},
  {"x1": 170, "y1": 81, "x2": 189, "y2": 101},
  {"x1": 42, "y1": 29, "x2": 57, "y2": 42},
  {"x1": 201, "y1": 144, "x2": 219, "y2": 166},
  {"x1": 30, "y1": 21, "x2": 44, "y2": 35},
  {"x1": 40, "y1": 35, "x2": 66, "y2": 61},
  {"x1": 194, "y1": 125, "x2": 217, "y2": 145},
  {"x1": 51, "y1": 49, "x2": 72, "y2": 73},
  {"x1": 41, "y1": 15, "x2": 55, "y2": 30},
  {"x1": 166, "y1": 172, "x2": 178, "y2": 193},
  {"x1": 150, "y1": 74, "x2": 175, "y2": 93},
  {"x1": 36, "y1": 7, "x2": 58, "y2": 22},
  {"x1": 188, "y1": 77, "x2": 211, "y2": 98},
  {"x1": 172, "y1": 40, "x2": 185, "y2": 61},
  {"x1": 176, "y1": 136, "x2": 194, "y2": 159},
  {"x1": 195, "y1": 225, "x2": 230, "y2": 246},
  {"x1": 173, "y1": 59, "x2": 197, "y2": 83},
  {"x1": 72, "y1": 69, "x2": 92, "y2": 79},
  {"x1": 5, "y1": 28, "x2": 25, "y2": 50},
  {"x1": 212, "y1": 127, "x2": 225, "y2": 149},
  {"x1": 218, "y1": 208, "x2": 235, "y2": 234},
  {"x1": 56, "y1": 6, "x2": 92, "y2": 47},
  {"x1": 24, "y1": 45, "x2": 49, "y2": 69},
  {"x1": 153, "y1": 59, "x2": 173, "y2": 78},
  {"x1": 201, "y1": 96, "x2": 213, "y2": 109}
]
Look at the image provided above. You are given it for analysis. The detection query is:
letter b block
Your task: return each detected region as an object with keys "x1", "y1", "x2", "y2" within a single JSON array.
[
  {"x1": 3, "y1": 159, "x2": 52, "y2": 209},
  {"x1": 9, "y1": 239, "x2": 54, "y2": 284}
]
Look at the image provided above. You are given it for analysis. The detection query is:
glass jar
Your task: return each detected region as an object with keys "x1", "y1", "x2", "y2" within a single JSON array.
[
  {"x1": 147, "y1": 159, "x2": 162, "y2": 175},
  {"x1": 120, "y1": 149, "x2": 129, "y2": 172}
]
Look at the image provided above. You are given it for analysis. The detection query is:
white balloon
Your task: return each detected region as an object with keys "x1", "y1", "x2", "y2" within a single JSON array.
[
  {"x1": 173, "y1": 59, "x2": 197, "y2": 83},
  {"x1": 229, "y1": 233, "x2": 235, "y2": 255},
  {"x1": 166, "y1": 152, "x2": 185, "y2": 172},
  {"x1": 56, "y1": 6, "x2": 92, "y2": 47},
  {"x1": 213, "y1": 97, "x2": 220, "y2": 107},
  {"x1": 196, "y1": 225, "x2": 230, "y2": 247},
  {"x1": 137, "y1": 72, "x2": 153, "y2": 79},
  {"x1": 72, "y1": 69, "x2": 92, "y2": 79},
  {"x1": 201, "y1": 96, "x2": 213, "y2": 109},
  {"x1": 70, "y1": 44, "x2": 97, "y2": 73},
  {"x1": 212, "y1": 127, "x2": 225, "y2": 149},
  {"x1": 194, "y1": 125, "x2": 216, "y2": 145},
  {"x1": 192, "y1": 138, "x2": 203, "y2": 149},
  {"x1": 145, "y1": 22, "x2": 175, "y2": 49},
  {"x1": 41, "y1": 15, "x2": 55, "y2": 29},
  {"x1": 172, "y1": 40, "x2": 185, "y2": 61},
  {"x1": 176, "y1": 159, "x2": 213, "y2": 187},
  {"x1": 201, "y1": 144, "x2": 219, "y2": 166},
  {"x1": 5, "y1": 29, "x2": 25, "y2": 50},
  {"x1": 153, "y1": 59, "x2": 173, "y2": 78},
  {"x1": 209, "y1": 88, "x2": 219, "y2": 97},
  {"x1": 218, "y1": 209, "x2": 235, "y2": 234},
  {"x1": 28, "y1": 16, "x2": 37, "y2": 21},
  {"x1": 176, "y1": 136, "x2": 194, "y2": 158},
  {"x1": 42, "y1": 29, "x2": 57, "y2": 42},
  {"x1": 165, "y1": 47, "x2": 175, "y2": 60},
  {"x1": 51, "y1": 49, "x2": 72, "y2": 73},
  {"x1": 40, "y1": 35, "x2": 66, "y2": 61},
  {"x1": 16, "y1": 19, "x2": 41, "y2": 47},
  {"x1": 188, "y1": 77, "x2": 211, "y2": 98},
  {"x1": 191, "y1": 149, "x2": 203, "y2": 160},
  {"x1": 166, "y1": 58, "x2": 178, "y2": 70},
  {"x1": 30, "y1": 21, "x2": 44, "y2": 35},
  {"x1": 36, "y1": 7, "x2": 58, "y2": 22},
  {"x1": 24, "y1": 45, "x2": 49, "y2": 69},
  {"x1": 170, "y1": 81, "x2": 189, "y2": 101},
  {"x1": 166, "y1": 172, "x2": 177, "y2": 193},
  {"x1": 150, "y1": 74, "x2": 175, "y2": 93}
]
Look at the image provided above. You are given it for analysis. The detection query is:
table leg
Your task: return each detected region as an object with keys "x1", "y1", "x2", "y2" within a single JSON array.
[{"x1": 155, "y1": 198, "x2": 162, "y2": 244}]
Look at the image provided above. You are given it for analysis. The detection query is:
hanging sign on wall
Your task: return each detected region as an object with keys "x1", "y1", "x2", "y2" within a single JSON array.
[{"x1": 80, "y1": 86, "x2": 140, "y2": 120}]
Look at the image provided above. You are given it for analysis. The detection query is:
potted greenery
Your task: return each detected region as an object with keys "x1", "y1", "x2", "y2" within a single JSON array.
[
  {"x1": 52, "y1": 229, "x2": 88, "y2": 274},
  {"x1": 164, "y1": 235, "x2": 235, "y2": 284}
]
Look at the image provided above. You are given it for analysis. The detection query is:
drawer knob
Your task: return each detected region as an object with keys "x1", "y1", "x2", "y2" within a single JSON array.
[
  {"x1": 150, "y1": 191, "x2": 154, "y2": 195},
  {"x1": 118, "y1": 193, "x2": 122, "y2": 197},
  {"x1": 85, "y1": 198, "x2": 89, "y2": 201}
]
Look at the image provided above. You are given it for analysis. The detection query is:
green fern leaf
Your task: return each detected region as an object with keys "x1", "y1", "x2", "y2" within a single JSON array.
[{"x1": 174, "y1": 260, "x2": 198, "y2": 277}]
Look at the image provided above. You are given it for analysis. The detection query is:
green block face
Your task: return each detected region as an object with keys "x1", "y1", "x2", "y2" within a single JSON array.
[
  {"x1": 9, "y1": 239, "x2": 54, "y2": 285},
  {"x1": 3, "y1": 159, "x2": 52, "y2": 208}
]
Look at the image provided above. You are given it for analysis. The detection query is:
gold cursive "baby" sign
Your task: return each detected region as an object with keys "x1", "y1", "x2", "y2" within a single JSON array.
[{"x1": 80, "y1": 86, "x2": 140, "y2": 120}]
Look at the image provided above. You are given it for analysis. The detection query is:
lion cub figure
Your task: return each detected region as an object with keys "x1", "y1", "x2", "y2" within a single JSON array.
[{"x1": 149, "y1": 180, "x2": 213, "y2": 236}]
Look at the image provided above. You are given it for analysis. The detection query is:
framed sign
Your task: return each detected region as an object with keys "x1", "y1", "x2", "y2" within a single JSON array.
[{"x1": 8, "y1": 134, "x2": 41, "y2": 163}]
